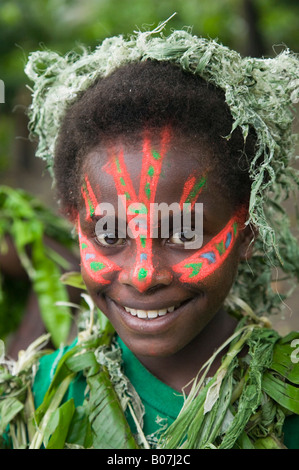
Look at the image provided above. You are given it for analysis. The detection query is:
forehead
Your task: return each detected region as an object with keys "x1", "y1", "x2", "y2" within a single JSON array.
[{"x1": 82, "y1": 130, "x2": 218, "y2": 204}]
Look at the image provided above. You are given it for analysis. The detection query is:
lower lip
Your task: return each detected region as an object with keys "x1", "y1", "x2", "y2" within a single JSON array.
[{"x1": 108, "y1": 297, "x2": 198, "y2": 334}]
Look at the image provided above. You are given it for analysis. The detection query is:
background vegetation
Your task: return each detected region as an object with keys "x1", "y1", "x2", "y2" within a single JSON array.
[{"x1": 0, "y1": 0, "x2": 298, "y2": 351}]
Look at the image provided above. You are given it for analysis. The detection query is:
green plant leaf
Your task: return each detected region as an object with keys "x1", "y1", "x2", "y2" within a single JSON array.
[
  {"x1": 87, "y1": 366, "x2": 139, "y2": 449},
  {"x1": 0, "y1": 397, "x2": 24, "y2": 434},
  {"x1": 65, "y1": 406, "x2": 93, "y2": 448},
  {"x1": 32, "y1": 239, "x2": 71, "y2": 347},
  {"x1": 262, "y1": 372, "x2": 299, "y2": 414},
  {"x1": 254, "y1": 435, "x2": 287, "y2": 449},
  {"x1": 270, "y1": 332, "x2": 299, "y2": 385},
  {"x1": 45, "y1": 399, "x2": 75, "y2": 449},
  {"x1": 60, "y1": 271, "x2": 86, "y2": 290}
]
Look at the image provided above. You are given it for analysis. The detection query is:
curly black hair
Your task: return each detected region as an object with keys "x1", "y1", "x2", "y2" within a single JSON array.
[{"x1": 53, "y1": 60, "x2": 256, "y2": 219}]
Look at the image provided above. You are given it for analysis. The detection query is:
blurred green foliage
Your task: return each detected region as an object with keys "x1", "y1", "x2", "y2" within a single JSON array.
[
  {"x1": 1, "y1": 0, "x2": 298, "y2": 104},
  {"x1": 0, "y1": 185, "x2": 78, "y2": 346},
  {"x1": 1, "y1": 0, "x2": 298, "y2": 172}
]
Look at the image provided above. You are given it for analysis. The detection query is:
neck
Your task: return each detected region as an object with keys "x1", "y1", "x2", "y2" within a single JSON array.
[{"x1": 135, "y1": 309, "x2": 238, "y2": 394}]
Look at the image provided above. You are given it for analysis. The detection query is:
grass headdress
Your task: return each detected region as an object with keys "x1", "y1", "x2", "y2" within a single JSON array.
[{"x1": 25, "y1": 19, "x2": 299, "y2": 317}]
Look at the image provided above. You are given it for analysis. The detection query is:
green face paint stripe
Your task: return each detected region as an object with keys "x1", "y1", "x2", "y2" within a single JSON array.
[
  {"x1": 104, "y1": 149, "x2": 138, "y2": 204},
  {"x1": 115, "y1": 158, "x2": 122, "y2": 173},
  {"x1": 215, "y1": 241, "x2": 225, "y2": 255},
  {"x1": 185, "y1": 176, "x2": 207, "y2": 204},
  {"x1": 184, "y1": 262, "x2": 203, "y2": 277},
  {"x1": 233, "y1": 222, "x2": 238, "y2": 236},
  {"x1": 152, "y1": 150, "x2": 161, "y2": 160},
  {"x1": 81, "y1": 176, "x2": 99, "y2": 220},
  {"x1": 90, "y1": 261, "x2": 106, "y2": 272},
  {"x1": 81, "y1": 182, "x2": 95, "y2": 218},
  {"x1": 148, "y1": 165, "x2": 154, "y2": 176},
  {"x1": 179, "y1": 173, "x2": 207, "y2": 209},
  {"x1": 137, "y1": 268, "x2": 148, "y2": 280},
  {"x1": 145, "y1": 182, "x2": 151, "y2": 199}
]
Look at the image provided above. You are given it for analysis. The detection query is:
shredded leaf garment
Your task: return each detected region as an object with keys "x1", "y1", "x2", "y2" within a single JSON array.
[{"x1": 1, "y1": 307, "x2": 299, "y2": 449}]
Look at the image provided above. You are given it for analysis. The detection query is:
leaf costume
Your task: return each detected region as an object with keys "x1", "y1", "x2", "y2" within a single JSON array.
[
  {"x1": 1, "y1": 17, "x2": 299, "y2": 448},
  {"x1": 1, "y1": 304, "x2": 299, "y2": 449}
]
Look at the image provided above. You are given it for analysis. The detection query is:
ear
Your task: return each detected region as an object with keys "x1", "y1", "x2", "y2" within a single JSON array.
[{"x1": 239, "y1": 222, "x2": 257, "y2": 261}]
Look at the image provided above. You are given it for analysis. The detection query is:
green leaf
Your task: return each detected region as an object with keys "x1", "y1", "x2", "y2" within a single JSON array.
[
  {"x1": 65, "y1": 406, "x2": 93, "y2": 448},
  {"x1": 254, "y1": 435, "x2": 287, "y2": 449},
  {"x1": 0, "y1": 397, "x2": 24, "y2": 434},
  {"x1": 198, "y1": 373, "x2": 233, "y2": 448},
  {"x1": 87, "y1": 366, "x2": 139, "y2": 449},
  {"x1": 65, "y1": 351, "x2": 98, "y2": 373},
  {"x1": 45, "y1": 399, "x2": 75, "y2": 449},
  {"x1": 262, "y1": 372, "x2": 299, "y2": 414},
  {"x1": 235, "y1": 432, "x2": 255, "y2": 449},
  {"x1": 270, "y1": 333, "x2": 299, "y2": 385},
  {"x1": 30, "y1": 373, "x2": 76, "y2": 449},
  {"x1": 34, "y1": 346, "x2": 81, "y2": 426},
  {"x1": 60, "y1": 271, "x2": 86, "y2": 290},
  {"x1": 32, "y1": 239, "x2": 71, "y2": 347}
]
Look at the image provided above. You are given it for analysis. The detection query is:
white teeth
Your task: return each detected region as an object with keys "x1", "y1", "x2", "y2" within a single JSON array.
[
  {"x1": 137, "y1": 310, "x2": 147, "y2": 318},
  {"x1": 123, "y1": 305, "x2": 177, "y2": 319},
  {"x1": 148, "y1": 311, "x2": 158, "y2": 318},
  {"x1": 158, "y1": 309, "x2": 167, "y2": 316}
]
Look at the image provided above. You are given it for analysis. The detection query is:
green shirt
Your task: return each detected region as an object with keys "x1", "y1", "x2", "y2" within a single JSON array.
[{"x1": 32, "y1": 337, "x2": 299, "y2": 449}]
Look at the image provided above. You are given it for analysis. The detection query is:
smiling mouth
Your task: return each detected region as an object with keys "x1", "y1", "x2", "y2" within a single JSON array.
[{"x1": 122, "y1": 300, "x2": 190, "y2": 320}]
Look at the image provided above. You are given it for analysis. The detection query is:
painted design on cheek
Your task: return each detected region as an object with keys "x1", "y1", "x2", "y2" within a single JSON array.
[
  {"x1": 78, "y1": 218, "x2": 120, "y2": 284},
  {"x1": 172, "y1": 209, "x2": 245, "y2": 283},
  {"x1": 81, "y1": 176, "x2": 99, "y2": 220},
  {"x1": 105, "y1": 127, "x2": 171, "y2": 292}
]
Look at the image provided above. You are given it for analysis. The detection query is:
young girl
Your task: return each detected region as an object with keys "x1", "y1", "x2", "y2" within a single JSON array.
[{"x1": 1, "y1": 23, "x2": 299, "y2": 449}]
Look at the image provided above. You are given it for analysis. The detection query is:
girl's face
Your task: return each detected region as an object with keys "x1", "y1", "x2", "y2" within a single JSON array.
[{"x1": 78, "y1": 128, "x2": 250, "y2": 358}]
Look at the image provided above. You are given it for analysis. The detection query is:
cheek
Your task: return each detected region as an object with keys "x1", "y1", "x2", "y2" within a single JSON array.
[
  {"x1": 78, "y1": 223, "x2": 120, "y2": 286},
  {"x1": 173, "y1": 216, "x2": 241, "y2": 286}
]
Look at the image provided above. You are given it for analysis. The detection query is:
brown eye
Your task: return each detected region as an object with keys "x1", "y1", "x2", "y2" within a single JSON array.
[{"x1": 95, "y1": 232, "x2": 126, "y2": 247}]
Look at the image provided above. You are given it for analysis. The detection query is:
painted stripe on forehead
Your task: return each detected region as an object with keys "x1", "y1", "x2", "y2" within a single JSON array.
[
  {"x1": 139, "y1": 127, "x2": 171, "y2": 204},
  {"x1": 103, "y1": 127, "x2": 171, "y2": 292},
  {"x1": 172, "y1": 208, "x2": 246, "y2": 284},
  {"x1": 106, "y1": 148, "x2": 138, "y2": 203},
  {"x1": 180, "y1": 173, "x2": 207, "y2": 209},
  {"x1": 81, "y1": 175, "x2": 99, "y2": 220}
]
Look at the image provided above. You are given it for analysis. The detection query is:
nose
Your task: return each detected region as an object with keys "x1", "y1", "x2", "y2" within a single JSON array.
[{"x1": 118, "y1": 262, "x2": 173, "y2": 293}]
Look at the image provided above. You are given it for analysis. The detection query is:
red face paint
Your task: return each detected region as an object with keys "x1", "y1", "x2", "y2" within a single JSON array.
[
  {"x1": 79, "y1": 130, "x2": 246, "y2": 290},
  {"x1": 81, "y1": 175, "x2": 99, "y2": 220},
  {"x1": 78, "y1": 217, "x2": 121, "y2": 284},
  {"x1": 104, "y1": 127, "x2": 171, "y2": 292},
  {"x1": 172, "y1": 208, "x2": 246, "y2": 283},
  {"x1": 179, "y1": 172, "x2": 207, "y2": 210}
]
